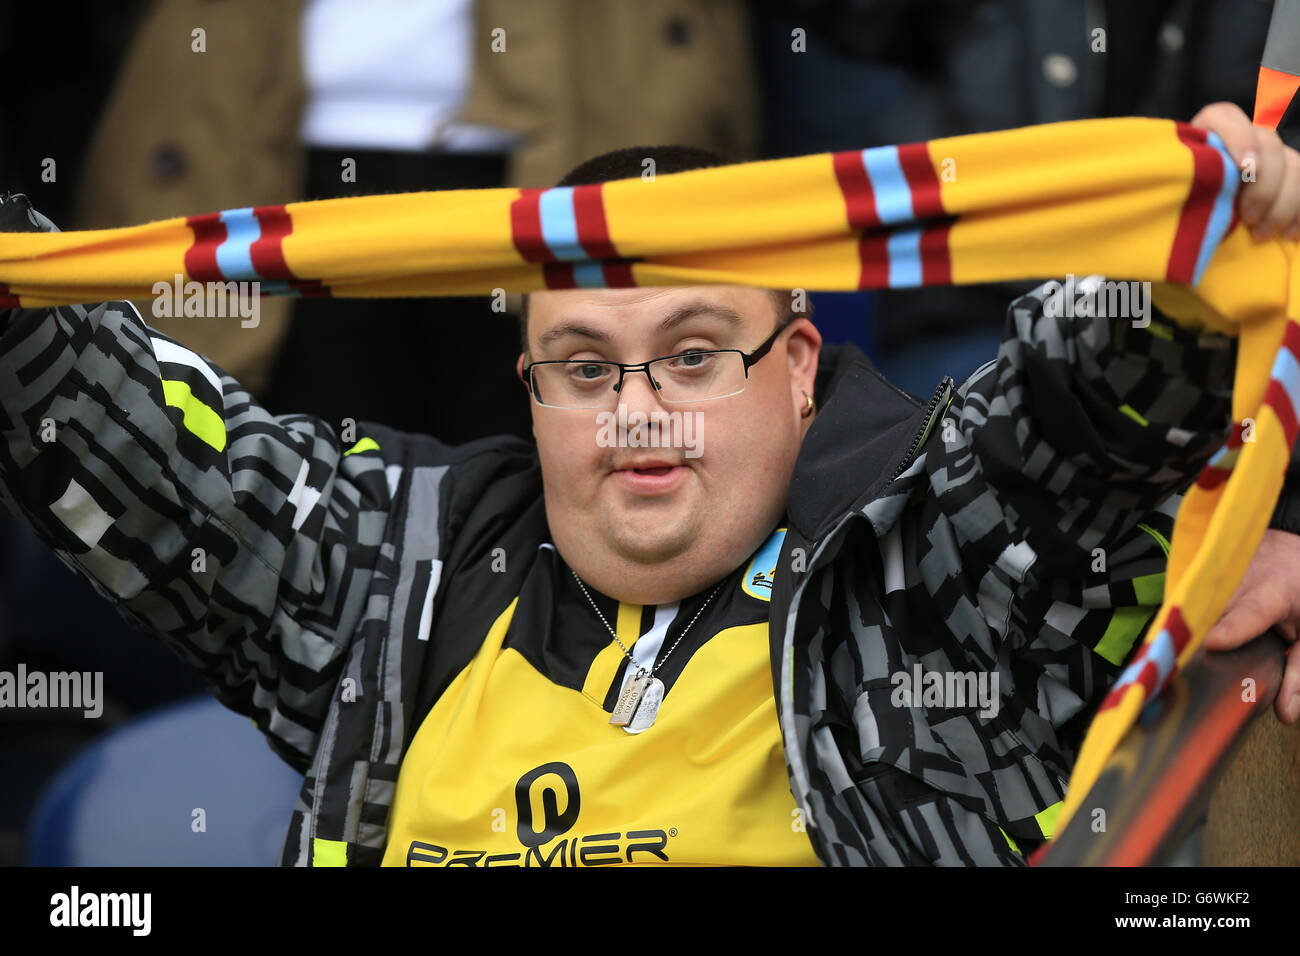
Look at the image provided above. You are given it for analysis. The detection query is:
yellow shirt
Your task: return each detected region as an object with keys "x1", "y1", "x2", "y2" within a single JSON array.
[{"x1": 382, "y1": 530, "x2": 819, "y2": 866}]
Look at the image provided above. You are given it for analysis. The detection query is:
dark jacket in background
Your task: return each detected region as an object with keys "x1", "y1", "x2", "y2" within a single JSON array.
[{"x1": 756, "y1": 0, "x2": 1275, "y2": 353}]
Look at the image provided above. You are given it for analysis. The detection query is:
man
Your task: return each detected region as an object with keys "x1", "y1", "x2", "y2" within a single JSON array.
[{"x1": 0, "y1": 102, "x2": 1297, "y2": 866}]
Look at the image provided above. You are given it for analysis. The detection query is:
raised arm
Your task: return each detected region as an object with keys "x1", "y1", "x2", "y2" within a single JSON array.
[
  {"x1": 920, "y1": 103, "x2": 1300, "y2": 744},
  {"x1": 0, "y1": 194, "x2": 393, "y2": 771}
]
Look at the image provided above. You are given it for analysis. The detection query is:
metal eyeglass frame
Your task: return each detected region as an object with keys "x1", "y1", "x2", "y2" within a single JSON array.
[{"x1": 524, "y1": 311, "x2": 798, "y2": 409}]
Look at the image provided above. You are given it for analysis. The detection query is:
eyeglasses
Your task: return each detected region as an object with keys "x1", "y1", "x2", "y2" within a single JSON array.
[{"x1": 524, "y1": 313, "x2": 796, "y2": 410}]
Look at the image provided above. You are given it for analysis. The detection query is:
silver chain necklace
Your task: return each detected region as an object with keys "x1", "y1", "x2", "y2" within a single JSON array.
[{"x1": 571, "y1": 568, "x2": 724, "y2": 734}]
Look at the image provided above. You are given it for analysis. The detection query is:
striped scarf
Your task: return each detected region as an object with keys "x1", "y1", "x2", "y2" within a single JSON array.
[{"x1": 1, "y1": 116, "x2": 1296, "y2": 847}]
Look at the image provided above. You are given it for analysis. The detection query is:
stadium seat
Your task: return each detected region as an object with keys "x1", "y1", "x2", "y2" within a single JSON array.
[{"x1": 25, "y1": 694, "x2": 303, "y2": 866}]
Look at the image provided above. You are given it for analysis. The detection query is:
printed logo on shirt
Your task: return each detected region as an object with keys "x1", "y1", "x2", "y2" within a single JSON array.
[
  {"x1": 403, "y1": 761, "x2": 677, "y2": 866},
  {"x1": 516, "y1": 761, "x2": 581, "y2": 846},
  {"x1": 741, "y1": 527, "x2": 786, "y2": 603}
]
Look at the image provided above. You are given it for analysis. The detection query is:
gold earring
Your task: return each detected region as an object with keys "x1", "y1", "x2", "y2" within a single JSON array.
[{"x1": 801, "y1": 390, "x2": 815, "y2": 418}]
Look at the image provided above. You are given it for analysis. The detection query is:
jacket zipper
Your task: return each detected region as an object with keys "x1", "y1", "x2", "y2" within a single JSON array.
[
  {"x1": 781, "y1": 374, "x2": 953, "y2": 854},
  {"x1": 890, "y1": 375, "x2": 954, "y2": 482},
  {"x1": 783, "y1": 374, "x2": 954, "y2": 855}
]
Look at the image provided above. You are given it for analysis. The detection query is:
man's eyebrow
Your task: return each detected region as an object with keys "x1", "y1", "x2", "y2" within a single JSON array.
[
  {"x1": 536, "y1": 302, "x2": 745, "y2": 349},
  {"x1": 656, "y1": 303, "x2": 744, "y2": 333},
  {"x1": 537, "y1": 322, "x2": 612, "y2": 347}
]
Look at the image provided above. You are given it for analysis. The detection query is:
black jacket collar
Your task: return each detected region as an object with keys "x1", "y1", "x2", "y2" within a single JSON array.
[{"x1": 787, "y1": 342, "x2": 943, "y2": 542}]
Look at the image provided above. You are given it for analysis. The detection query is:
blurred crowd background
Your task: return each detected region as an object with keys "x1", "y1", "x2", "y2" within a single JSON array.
[{"x1": 0, "y1": 0, "x2": 1278, "y2": 864}]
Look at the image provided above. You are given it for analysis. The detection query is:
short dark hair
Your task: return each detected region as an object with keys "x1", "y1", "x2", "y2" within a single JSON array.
[{"x1": 519, "y1": 145, "x2": 809, "y2": 353}]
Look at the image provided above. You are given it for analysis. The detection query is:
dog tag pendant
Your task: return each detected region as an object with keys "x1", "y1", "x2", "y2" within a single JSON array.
[
  {"x1": 610, "y1": 668, "x2": 649, "y2": 726},
  {"x1": 623, "y1": 677, "x2": 665, "y2": 734}
]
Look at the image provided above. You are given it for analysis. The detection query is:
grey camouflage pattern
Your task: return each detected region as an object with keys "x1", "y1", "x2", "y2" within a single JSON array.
[{"x1": 779, "y1": 279, "x2": 1236, "y2": 864}]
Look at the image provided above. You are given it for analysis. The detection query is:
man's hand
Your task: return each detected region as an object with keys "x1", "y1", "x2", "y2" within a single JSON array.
[
  {"x1": 1188, "y1": 103, "x2": 1300, "y2": 722},
  {"x1": 1191, "y1": 102, "x2": 1300, "y2": 241},
  {"x1": 1203, "y1": 529, "x2": 1300, "y2": 723}
]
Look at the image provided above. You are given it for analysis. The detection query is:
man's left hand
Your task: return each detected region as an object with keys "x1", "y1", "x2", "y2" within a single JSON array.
[
  {"x1": 1190, "y1": 101, "x2": 1300, "y2": 240},
  {"x1": 1187, "y1": 104, "x2": 1300, "y2": 721},
  {"x1": 1203, "y1": 528, "x2": 1300, "y2": 723}
]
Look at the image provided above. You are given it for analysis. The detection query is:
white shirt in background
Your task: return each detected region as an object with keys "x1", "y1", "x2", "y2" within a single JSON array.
[{"x1": 299, "y1": 0, "x2": 519, "y2": 153}]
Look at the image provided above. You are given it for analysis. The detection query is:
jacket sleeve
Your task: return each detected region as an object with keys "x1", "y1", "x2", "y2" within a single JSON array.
[
  {"x1": 914, "y1": 275, "x2": 1253, "y2": 762},
  {"x1": 0, "y1": 297, "x2": 393, "y2": 771},
  {"x1": 927, "y1": 275, "x2": 1238, "y2": 584}
]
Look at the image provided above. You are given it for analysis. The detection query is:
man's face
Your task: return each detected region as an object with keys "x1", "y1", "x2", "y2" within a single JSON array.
[{"x1": 518, "y1": 285, "x2": 821, "y2": 605}]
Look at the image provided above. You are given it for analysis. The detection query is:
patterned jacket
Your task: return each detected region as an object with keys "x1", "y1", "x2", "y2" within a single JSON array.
[{"x1": 1, "y1": 262, "x2": 1295, "y2": 865}]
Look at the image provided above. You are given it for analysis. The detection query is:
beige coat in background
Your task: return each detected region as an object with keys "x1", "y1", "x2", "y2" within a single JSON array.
[{"x1": 75, "y1": 0, "x2": 757, "y2": 395}]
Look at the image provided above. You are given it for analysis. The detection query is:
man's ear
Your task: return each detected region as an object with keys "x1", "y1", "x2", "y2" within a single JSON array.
[
  {"x1": 786, "y1": 318, "x2": 822, "y2": 397},
  {"x1": 517, "y1": 353, "x2": 539, "y2": 438}
]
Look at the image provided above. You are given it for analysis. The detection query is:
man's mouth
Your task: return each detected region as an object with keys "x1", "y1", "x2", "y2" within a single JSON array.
[
  {"x1": 611, "y1": 459, "x2": 690, "y2": 495},
  {"x1": 613, "y1": 455, "x2": 685, "y2": 473}
]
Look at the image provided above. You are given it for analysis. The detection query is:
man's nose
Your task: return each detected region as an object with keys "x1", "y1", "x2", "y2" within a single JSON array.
[{"x1": 616, "y1": 367, "x2": 667, "y2": 410}]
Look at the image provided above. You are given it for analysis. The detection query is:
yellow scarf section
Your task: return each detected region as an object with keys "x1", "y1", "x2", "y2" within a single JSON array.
[{"x1": 2, "y1": 116, "x2": 1297, "y2": 847}]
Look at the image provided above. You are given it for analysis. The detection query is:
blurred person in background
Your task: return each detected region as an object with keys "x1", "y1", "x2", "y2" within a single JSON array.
[
  {"x1": 752, "y1": 0, "x2": 1275, "y2": 397},
  {"x1": 78, "y1": 0, "x2": 758, "y2": 431}
]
